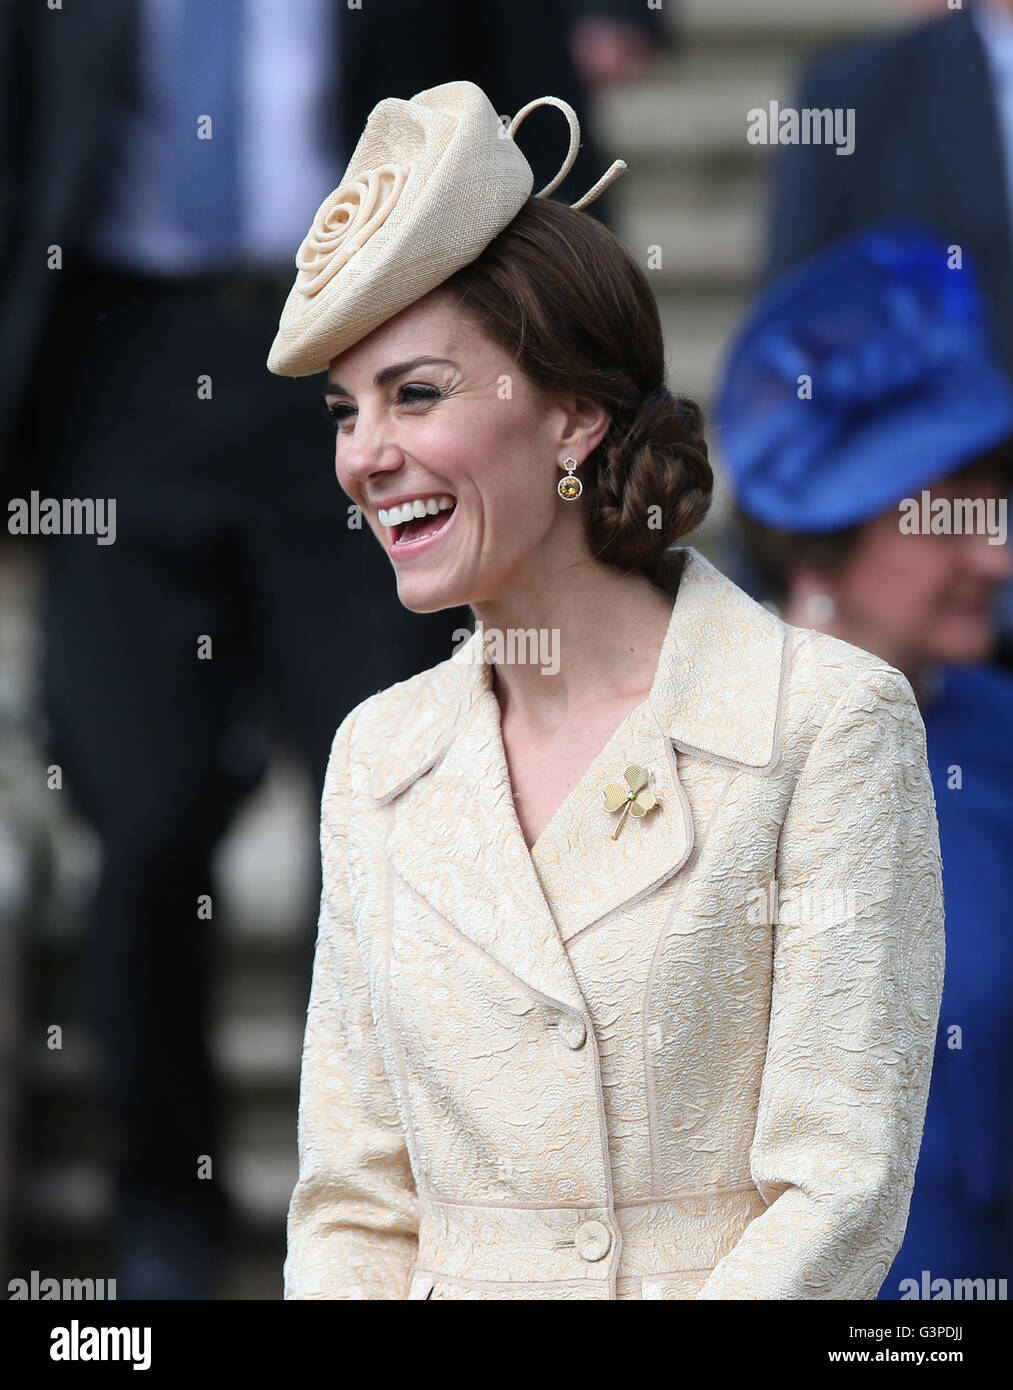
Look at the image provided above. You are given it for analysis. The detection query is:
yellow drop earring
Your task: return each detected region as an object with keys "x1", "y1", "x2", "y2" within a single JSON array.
[{"x1": 557, "y1": 456, "x2": 582, "y2": 500}]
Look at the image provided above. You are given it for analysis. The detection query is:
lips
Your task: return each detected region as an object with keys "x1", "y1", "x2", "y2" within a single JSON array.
[
  {"x1": 388, "y1": 500, "x2": 458, "y2": 557},
  {"x1": 394, "y1": 509, "x2": 451, "y2": 546},
  {"x1": 377, "y1": 495, "x2": 455, "y2": 526}
]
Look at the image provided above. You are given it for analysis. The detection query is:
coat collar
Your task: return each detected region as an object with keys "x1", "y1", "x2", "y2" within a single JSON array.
[
  {"x1": 360, "y1": 548, "x2": 789, "y2": 1012},
  {"x1": 368, "y1": 548, "x2": 787, "y2": 798}
]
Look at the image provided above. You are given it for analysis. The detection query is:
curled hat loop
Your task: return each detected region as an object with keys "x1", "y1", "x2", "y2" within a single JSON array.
[
  {"x1": 267, "y1": 79, "x2": 631, "y2": 378},
  {"x1": 508, "y1": 94, "x2": 627, "y2": 210},
  {"x1": 571, "y1": 158, "x2": 628, "y2": 210}
]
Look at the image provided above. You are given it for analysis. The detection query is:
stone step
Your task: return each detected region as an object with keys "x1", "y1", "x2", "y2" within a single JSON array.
[
  {"x1": 616, "y1": 200, "x2": 765, "y2": 285},
  {"x1": 681, "y1": 0, "x2": 898, "y2": 41},
  {"x1": 598, "y1": 70, "x2": 820, "y2": 161},
  {"x1": 597, "y1": 0, "x2": 897, "y2": 165},
  {"x1": 655, "y1": 289, "x2": 749, "y2": 405}
]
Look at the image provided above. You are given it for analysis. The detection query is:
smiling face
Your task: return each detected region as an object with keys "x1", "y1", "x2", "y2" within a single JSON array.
[
  {"x1": 805, "y1": 467, "x2": 1012, "y2": 669},
  {"x1": 323, "y1": 288, "x2": 610, "y2": 613}
]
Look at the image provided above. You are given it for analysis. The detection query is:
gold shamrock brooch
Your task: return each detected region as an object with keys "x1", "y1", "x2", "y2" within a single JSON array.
[{"x1": 602, "y1": 764, "x2": 659, "y2": 840}]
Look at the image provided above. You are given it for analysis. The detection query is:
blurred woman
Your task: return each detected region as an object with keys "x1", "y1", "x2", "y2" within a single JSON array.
[{"x1": 718, "y1": 223, "x2": 1013, "y2": 1297}]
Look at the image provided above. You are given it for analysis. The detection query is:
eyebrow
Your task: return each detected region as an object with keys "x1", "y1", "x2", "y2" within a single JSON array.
[{"x1": 323, "y1": 357, "x2": 459, "y2": 399}]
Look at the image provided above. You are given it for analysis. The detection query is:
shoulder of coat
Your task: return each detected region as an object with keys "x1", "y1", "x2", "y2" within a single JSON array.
[
  {"x1": 335, "y1": 645, "x2": 470, "y2": 798},
  {"x1": 777, "y1": 622, "x2": 912, "y2": 749}
]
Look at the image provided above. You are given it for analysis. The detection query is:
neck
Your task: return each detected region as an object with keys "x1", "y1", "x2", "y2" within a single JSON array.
[
  {"x1": 473, "y1": 564, "x2": 676, "y2": 733},
  {"x1": 779, "y1": 595, "x2": 933, "y2": 703}
]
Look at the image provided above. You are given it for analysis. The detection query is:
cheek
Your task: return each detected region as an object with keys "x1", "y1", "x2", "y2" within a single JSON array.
[
  {"x1": 473, "y1": 469, "x2": 557, "y2": 551},
  {"x1": 840, "y1": 535, "x2": 937, "y2": 622},
  {"x1": 464, "y1": 439, "x2": 553, "y2": 528},
  {"x1": 887, "y1": 556, "x2": 957, "y2": 632},
  {"x1": 898, "y1": 544, "x2": 967, "y2": 613}
]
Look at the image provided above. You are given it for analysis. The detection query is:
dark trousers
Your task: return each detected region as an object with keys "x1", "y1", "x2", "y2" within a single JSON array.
[{"x1": 17, "y1": 258, "x2": 470, "y2": 1255}]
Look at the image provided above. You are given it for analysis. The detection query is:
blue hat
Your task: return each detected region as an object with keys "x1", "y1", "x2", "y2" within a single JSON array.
[{"x1": 715, "y1": 222, "x2": 1013, "y2": 532}]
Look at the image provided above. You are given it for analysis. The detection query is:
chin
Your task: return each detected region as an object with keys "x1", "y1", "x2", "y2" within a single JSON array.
[
  {"x1": 931, "y1": 623, "x2": 998, "y2": 666},
  {"x1": 393, "y1": 575, "x2": 473, "y2": 615}
]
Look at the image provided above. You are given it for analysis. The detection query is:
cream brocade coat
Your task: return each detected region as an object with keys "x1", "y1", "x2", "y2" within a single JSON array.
[{"x1": 285, "y1": 547, "x2": 945, "y2": 1300}]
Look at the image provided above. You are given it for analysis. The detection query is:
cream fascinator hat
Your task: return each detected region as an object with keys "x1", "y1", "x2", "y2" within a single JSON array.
[{"x1": 266, "y1": 79, "x2": 627, "y2": 377}]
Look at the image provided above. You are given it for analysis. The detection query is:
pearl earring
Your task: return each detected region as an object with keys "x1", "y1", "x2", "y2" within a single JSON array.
[
  {"x1": 807, "y1": 592, "x2": 835, "y2": 624},
  {"x1": 557, "y1": 456, "x2": 582, "y2": 500}
]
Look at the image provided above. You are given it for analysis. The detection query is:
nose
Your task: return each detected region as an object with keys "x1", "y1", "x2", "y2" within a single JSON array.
[{"x1": 336, "y1": 401, "x2": 404, "y2": 489}]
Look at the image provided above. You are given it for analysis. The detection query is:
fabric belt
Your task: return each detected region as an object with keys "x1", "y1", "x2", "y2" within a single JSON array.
[{"x1": 413, "y1": 1187, "x2": 766, "y2": 1288}]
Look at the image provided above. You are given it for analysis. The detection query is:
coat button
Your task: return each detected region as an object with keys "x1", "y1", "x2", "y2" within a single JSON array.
[
  {"x1": 575, "y1": 1219, "x2": 611, "y2": 1262},
  {"x1": 560, "y1": 1017, "x2": 587, "y2": 1050}
]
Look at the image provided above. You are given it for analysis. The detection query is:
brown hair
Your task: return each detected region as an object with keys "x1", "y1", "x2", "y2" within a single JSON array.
[
  {"x1": 441, "y1": 196, "x2": 713, "y2": 593},
  {"x1": 732, "y1": 505, "x2": 862, "y2": 605},
  {"x1": 734, "y1": 439, "x2": 1013, "y2": 604}
]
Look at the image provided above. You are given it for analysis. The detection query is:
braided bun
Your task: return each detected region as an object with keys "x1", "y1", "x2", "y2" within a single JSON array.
[
  {"x1": 586, "y1": 387, "x2": 712, "y2": 585},
  {"x1": 444, "y1": 196, "x2": 714, "y2": 590}
]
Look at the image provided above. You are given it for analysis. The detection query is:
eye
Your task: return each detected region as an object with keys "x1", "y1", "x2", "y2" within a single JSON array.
[
  {"x1": 398, "y1": 383, "x2": 443, "y2": 406},
  {"x1": 325, "y1": 382, "x2": 444, "y2": 432}
]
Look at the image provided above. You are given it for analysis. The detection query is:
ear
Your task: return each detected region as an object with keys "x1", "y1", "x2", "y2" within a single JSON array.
[
  {"x1": 553, "y1": 391, "x2": 612, "y2": 460},
  {"x1": 789, "y1": 565, "x2": 837, "y2": 603}
]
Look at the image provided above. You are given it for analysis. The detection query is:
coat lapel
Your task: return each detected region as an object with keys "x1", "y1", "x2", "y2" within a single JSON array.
[
  {"x1": 384, "y1": 680, "x2": 591, "y2": 1014},
  {"x1": 521, "y1": 696, "x2": 693, "y2": 945},
  {"x1": 527, "y1": 548, "x2": 789, "y2": 942},
  {"x1": 363, "y1": 547, "x2": 788, "y2": 1010}
]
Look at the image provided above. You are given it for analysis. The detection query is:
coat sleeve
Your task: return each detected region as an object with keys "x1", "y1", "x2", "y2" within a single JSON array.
[
  {"x1": 283, "y1": 712, "x2": 419, "y2": 1299},
  {"x1": 697, "y1": 666, "x2": 945, "y2": 1299}
]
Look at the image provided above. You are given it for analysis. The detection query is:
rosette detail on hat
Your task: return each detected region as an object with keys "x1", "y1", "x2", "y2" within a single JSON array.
[
  {"x1": 267, "y1": 78, "x2": 628, "y2": 378},
  {"x1": 295, "y1": 163, "x2": 413, "y2": 298}
]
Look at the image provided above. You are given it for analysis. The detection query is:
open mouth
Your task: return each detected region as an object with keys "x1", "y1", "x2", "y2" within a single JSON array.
[{"x1": 379, "y1": 495, "x2": 457, "y2": 550}]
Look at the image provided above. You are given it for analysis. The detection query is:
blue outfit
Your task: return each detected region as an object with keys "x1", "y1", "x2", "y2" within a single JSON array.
[
  {"x1": 716, "y1": 221, "x2": 1013, "y2": 1296},
  {"x1": 715, "y1": 224, "x2": 1013, "y2": 532},
  {"x1": 878, "y1": 662, "x2": 1013, "y2": 1297}
]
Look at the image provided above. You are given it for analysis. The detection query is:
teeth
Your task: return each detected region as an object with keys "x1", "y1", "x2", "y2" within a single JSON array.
[{"x1": 377, "y1": 496, "x2": 456, "y2": 527}]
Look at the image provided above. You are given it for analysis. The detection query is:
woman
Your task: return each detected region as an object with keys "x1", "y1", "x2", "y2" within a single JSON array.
[
  {"x1": 717, "y1": 223, "x2": 1013, "y2": 1300},
  {"x1": 267, "y1": 82, "x2": 944, "y2": 1300}
]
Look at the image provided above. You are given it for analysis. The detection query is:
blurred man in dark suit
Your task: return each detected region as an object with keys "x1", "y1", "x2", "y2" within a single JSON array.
[
  {"x1": 765, "y1": 0, "x2": 1013, "y2": 382},
  {"x1": 763, "y1": 0, "x2": 1013, "y2": 665},
  {"x1": 0, "y1": 0, "x2": 663, "y2": 1301}
]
